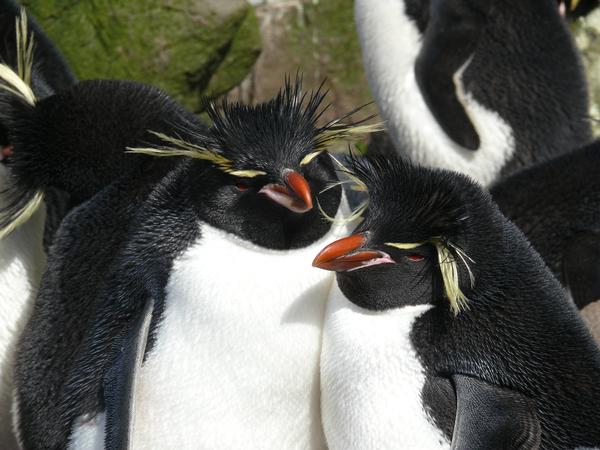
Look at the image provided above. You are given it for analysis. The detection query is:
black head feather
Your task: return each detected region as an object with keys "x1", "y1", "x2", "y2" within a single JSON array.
[
  {"x1": 204, "y1": 76, "x2": 328, "y2": 173},
  {"x1": 345, "y1": 154, "x2": 484, "y2": 246},
  {"x1": 164, "y1": 76, "x2": 378, "y2": 178}
]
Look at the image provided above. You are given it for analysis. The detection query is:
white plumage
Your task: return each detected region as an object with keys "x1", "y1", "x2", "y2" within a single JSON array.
[
  {"x1": 69, "y1": 201, "x2": 351, "y2": 449},
  {"x1": 0, "y1": 165, "x2": 45, "y2": 450},
  {"x1": 321, "y1": 282, "x2": 449, "y2": 450}
]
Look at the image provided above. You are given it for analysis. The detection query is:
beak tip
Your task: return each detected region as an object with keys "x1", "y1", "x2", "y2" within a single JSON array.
[{"x1": 285, "y1": 170, "x2": 313, "y2": 212}]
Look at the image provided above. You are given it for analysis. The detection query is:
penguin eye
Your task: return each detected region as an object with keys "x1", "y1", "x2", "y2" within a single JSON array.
[
  {"x1": 406, "y1": 254, "x2": 425, "y2": 262},
  {"x1": 235, "y1": 181, "x2": 250, "y2": 192}
]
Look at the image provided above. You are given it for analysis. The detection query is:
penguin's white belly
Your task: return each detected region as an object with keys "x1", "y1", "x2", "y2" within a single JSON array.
[
  {"x1": 128, "y1": 223, "x2": 350, "y2": 449},
  {"x1": 321, "y1": 283, "x2": 450, "y2": 450},
  {"x1": 355, "y1": 0, "x2": 514, "y2": 187},
  {"x1": 0, "y1": 167, "x2": 46, "y2": 450}
]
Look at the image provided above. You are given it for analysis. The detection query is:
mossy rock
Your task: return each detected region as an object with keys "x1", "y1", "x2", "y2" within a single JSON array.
[{"x1": 22, "y1": 0, "x2": 261, "y2": 112}]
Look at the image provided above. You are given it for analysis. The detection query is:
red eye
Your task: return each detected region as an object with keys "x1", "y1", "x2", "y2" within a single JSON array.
[
  {"x1": 236, "y1": 182, "x2": 249, "y2": 191},
  {"x1": 406, "y1": 254, "x2": 424, "y2": 262},
  {"x1": 0, "y1": 145, "x2": 13, "y2": 160}
]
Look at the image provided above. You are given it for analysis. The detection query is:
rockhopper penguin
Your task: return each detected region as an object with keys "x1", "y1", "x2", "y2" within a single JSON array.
[
  {"x1": 313, "y1": 155, "x2": 600, "y2": 449},
  {"x1": 355, "y1": 0, "x2": 591, "y2": 185},
  {"x1": 0, "y1": 4, "x2": 76, "y2": 448},
  {"x1": 13, "y1": 78, "x2": 378, "y2": 449}
]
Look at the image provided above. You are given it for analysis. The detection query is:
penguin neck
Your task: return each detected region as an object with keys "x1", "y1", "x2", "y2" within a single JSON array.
[
  {"x1": 355, "y1": 0, "x2": 515, "y2": 186},
  {"x1": 200, "y1": 190, "x2": 350, "y2": 253}
]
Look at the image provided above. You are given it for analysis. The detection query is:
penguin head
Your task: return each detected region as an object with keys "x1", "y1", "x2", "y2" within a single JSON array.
[
  {"x1": 313, "y1": 154, "x2": 487, "y2": 314},
  {"x1": 130, "y1": 77, "x2": 379, "y2": 249}
]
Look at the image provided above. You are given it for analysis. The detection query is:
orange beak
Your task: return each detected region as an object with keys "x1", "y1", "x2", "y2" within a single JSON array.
[
  {"x1": 312, "y1": 233, "x2": 394, "y2": 272},
  {"x1": 259, "y1": 169, "x2": 313, "y2": 213}
]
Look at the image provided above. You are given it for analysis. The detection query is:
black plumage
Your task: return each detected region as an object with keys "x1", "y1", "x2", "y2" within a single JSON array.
[
  {"x1": 0, "y1": 1, "x2": 76, "y2": 246},
  {"x1": 491, "y1": 141, "x2": 600, "y2": 309},
  {"x1": 314, "y1": 154, "x2": 600, "y2": 449}
]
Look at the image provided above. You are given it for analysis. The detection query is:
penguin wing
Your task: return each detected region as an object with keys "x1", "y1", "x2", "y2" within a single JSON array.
[
  {"x1": 450, "y1": 374, "x2": 541, "y2": 450},
  {"x1": 103, "y1": 296, "x2": 154, "y2": 450},
  {"x1": 414, "y1": 0, "x2": 487, "y2": 150},
  {"x1": 563, "y1": 230, "x2": 600, "y2": 310}
]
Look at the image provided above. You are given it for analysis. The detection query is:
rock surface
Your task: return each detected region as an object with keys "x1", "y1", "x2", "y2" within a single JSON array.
[{"x1": 22, "y1": 0, "x2": 261, "y2": 112}]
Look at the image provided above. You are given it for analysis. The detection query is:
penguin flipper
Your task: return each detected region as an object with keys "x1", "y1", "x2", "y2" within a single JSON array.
[
  {"x1": 103, "y1": 297, "x2": 154, "y2": 450},
  {"x1": 414, "y1": 0, "x2": 488, "y2": 150},
  {"x1": 450, "y1": 374, "x2": 540, "y2": 450},
  {"x1": 563, "y1": 230, "x2": 600, "y2": 310}
]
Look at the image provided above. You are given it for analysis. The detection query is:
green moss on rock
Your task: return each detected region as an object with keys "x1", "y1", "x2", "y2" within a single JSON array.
[{"x1": 23, "y1": 0, "x2": 261, "y2": 111}]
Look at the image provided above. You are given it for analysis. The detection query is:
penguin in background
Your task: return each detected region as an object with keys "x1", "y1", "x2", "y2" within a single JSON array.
[
  {"x1": 13, "y1": 78, "x2": 377, "y2": 450},
  {"x1": 490, "y1": 140, "x2": 600, "y2": 339},
  {"x1": 354, "y1": 0, "x2": 592, "y2": 186},
  {"x1": 562, "y1": 0, "x2": 599, "y2": 18},
  {"x1": 312, "y1": 155, "x2": 600, "y2": 450},
  {"x1": 0, "y1": 4, "x2": 76, "y2": 448}
]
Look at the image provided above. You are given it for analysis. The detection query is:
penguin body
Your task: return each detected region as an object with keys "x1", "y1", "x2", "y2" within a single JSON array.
[
  {"x1": 68, "y1": 207, "x2": 348, "y2": 449},
  {"x1": 13, "y1": 80, "x2": 373, "y2": 449},
  {"x1": 491, "y1": 140, "x2": 600, "y2": 312},
  {"x1": 313, "y1": 155, "x2": 600, "y2": 449},
  {"x1": 355, "y1": 0, "x2": 591, "y2": 185}
]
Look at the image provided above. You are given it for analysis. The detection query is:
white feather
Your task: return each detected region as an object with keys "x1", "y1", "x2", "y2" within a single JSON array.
[
  {"x1": 67, "y1": 413, "x2": 106, "y2": 450},
  {"x1": 0, "y1": 165, "x2": 45, "y2": 450},
  {"x1": 354, "y1": 0, "x2": 515, "y2": 187},
  {"x1": 321, "y1": 282, "x2": 450, "y2": 450}
]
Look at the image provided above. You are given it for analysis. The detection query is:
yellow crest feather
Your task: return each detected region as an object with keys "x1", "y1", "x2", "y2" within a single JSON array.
[
  {"x1": 0, "y1": 9, "x2": 36, "y2": 105},
  {"x1": 149, "y1": 131, "x2": 233, "y2": 168},
  {"x1": 127, "y1": 131, "x2": 268, "y2": 177},
  {"x1": 314, "y1": 122, "x2": 385, "y2": 153},
  {"x1": 300, "y1": 150, "x2": 325, "y2": 166},
  {"x1": 0, "y1": 190, "x2": 44, "y2": 240},
  {"x1": 385, "y1": 239, "x2": 475, "y2": 315}
]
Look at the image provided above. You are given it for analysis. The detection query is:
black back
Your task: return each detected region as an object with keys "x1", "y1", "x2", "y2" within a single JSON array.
[
  {"x1": 14, "y1": 166, "x2": 172, "y2": 449},
  {"x1": 491, "y1": 140, "x2": 600, "y2": 308},
  {"x1": 1, "y1": 80, "x2": 201, "y2": 203}
]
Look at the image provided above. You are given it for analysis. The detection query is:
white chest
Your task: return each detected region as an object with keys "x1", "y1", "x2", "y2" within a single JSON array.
[
  {"x1": 0, "y1": 167, "x2": 45, "y2": 449},
  {"x1": 130, "y1": 222, "x2": 349, "y2": 449},
  {"x1": 354, "y1": 0, "x2": 514, "y2": 187},
  {"x1": 321, "y1": 283, "x2": 450, "y2": 450}
]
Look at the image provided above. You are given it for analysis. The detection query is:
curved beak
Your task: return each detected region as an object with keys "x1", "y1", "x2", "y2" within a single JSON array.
[
  {"x1": 312, "y1": 233, "x2": 395, "y2": 272},
  {"x1": 259, "y1": 169, "x2": 313, "y2": 213}
]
